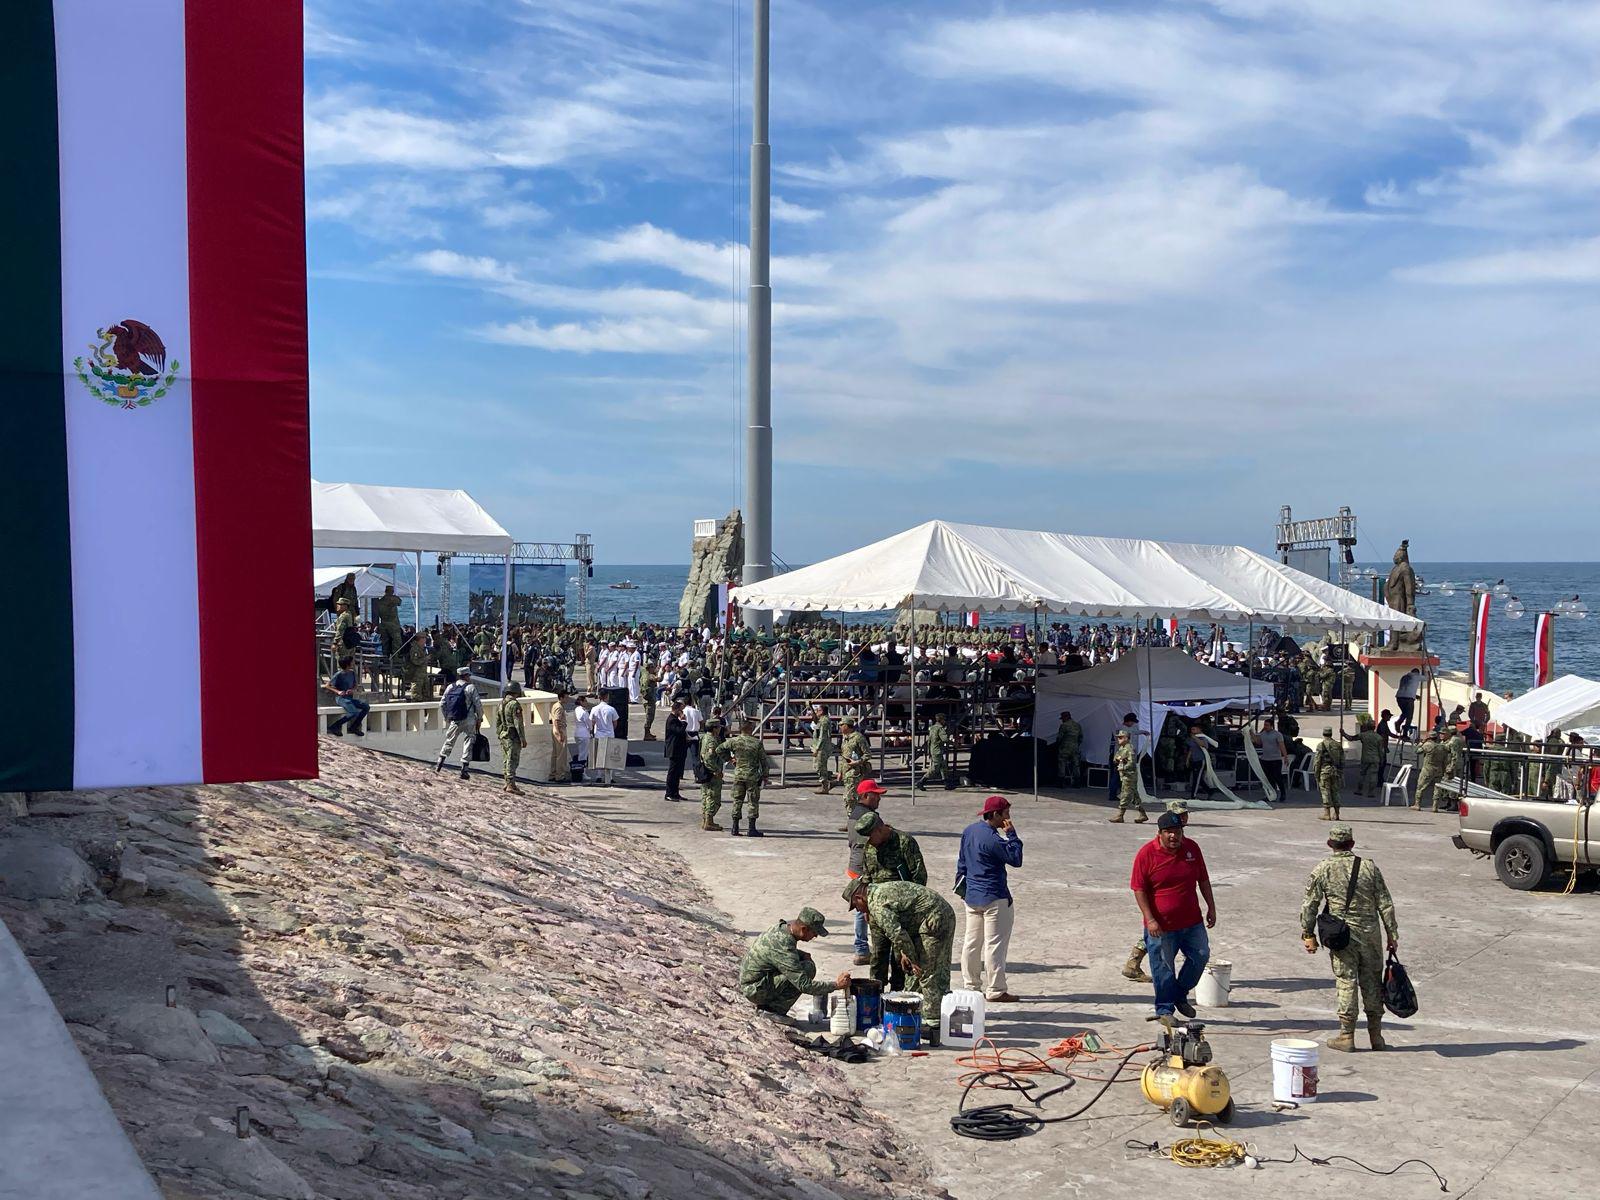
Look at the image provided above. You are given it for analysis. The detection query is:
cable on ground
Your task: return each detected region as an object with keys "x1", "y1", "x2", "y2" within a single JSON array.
[
  {"x1": 1257, "y1": 1145, "x2": 1449, "y2": 1191},
  {"x1": 950, "y1": 1043, "x2": 1147, "y2": 1140}
]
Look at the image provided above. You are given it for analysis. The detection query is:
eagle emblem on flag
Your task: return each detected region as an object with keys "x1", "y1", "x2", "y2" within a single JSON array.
[{"x1": 73, "y1": 320, "x2": 181, "y2": 409}]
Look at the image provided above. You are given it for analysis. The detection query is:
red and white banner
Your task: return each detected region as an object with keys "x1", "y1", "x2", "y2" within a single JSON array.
[
  {"x1": 1469, "y1": 592, "x2": 1491, "y2": 689},
  {"x1": 1165, "y1": 618, "x2": 1179, "y2": 642},
  {"x1": 1535, "y1": 612, "x2": 1556, "y2": 687},
  {"x1": 965, "y1": 610, "x2": 981, "y2": 628}
]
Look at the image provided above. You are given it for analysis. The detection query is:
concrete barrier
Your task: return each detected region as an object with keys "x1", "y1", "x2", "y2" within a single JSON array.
[
  {"x1": 317, "y1": 690, "x2": 561, "y2": 781},
  {"x1": 0, "y1": 920, "x2": 161, "y2": 1199}
]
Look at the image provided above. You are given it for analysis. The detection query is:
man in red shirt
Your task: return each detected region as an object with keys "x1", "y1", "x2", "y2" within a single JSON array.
[{"x1": 1130, "y1": 811, "x2": 1217, "y2": 1021}]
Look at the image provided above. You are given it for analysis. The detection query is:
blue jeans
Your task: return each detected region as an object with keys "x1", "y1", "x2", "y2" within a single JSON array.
[
  {"x1": 1146, "y1": 922, "x2": 1209, "y2": 1015},
  {"x1": 330, "y1": 695, "x2": 370, "y2": 732},
  {"x1": 853, "y1": 911, "x2": 870, "y2": 958}
]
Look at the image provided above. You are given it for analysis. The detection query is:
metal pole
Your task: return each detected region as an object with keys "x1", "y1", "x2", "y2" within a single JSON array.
[
  {"x1": 741, "y1": 0, "x2": 773, "y2": 632},
  {"x1": 413, "y1": 550, "x2": 423, "y2": 628},
  {"x1": 500, "y1": 554, "x2": 512, "y2": 691},
  {"x1": 779, "y1": 672, "x2": 790, "y2": 787},
  {"x1": 909, "y1": 601, "x2": 918, "y2": 800},
  {"x1": 1032, "y1": 606, "x2": 1039, "y2": 803}
]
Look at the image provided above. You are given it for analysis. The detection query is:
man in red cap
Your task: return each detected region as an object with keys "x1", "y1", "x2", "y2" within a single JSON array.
[
  {"x1": 845, "y1": 778, "x2": 887, "y2": 965},
  {"x1": 955, "y1": 795, "x2": 1024, "y2": 1003}
]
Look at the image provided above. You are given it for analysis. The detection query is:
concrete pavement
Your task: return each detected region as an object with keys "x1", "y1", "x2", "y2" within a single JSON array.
[{"x1": 561, "y1": 744, "x2": 1597, "y2": 1199}]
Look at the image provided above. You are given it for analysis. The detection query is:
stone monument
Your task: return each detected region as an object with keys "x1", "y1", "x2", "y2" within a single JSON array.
[
  {"x1": 1384, "y1": 539, "x2": 1423, "y2": 651},
  {"x1": 679, "y1": 510, "x2": 744, "y2": 628}
]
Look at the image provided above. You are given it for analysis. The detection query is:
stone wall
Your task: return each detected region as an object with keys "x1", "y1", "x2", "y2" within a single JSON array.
[
  {"x1": 679, "y1": 509, "x2": 744, "y2": 628},
  {"x1": 0, "y1": 742, "x2": 947, "y2": 1200}
]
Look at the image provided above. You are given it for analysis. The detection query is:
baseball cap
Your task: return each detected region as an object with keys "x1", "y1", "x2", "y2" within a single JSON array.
[
  {"x1": 1156, "y1": 811, "x2": 1184, "y2": 830},
  {"x1": 1327, "y1": 823, "x2": 1354, "y2": 843},
  {"x1": 853, "y1": 811, "x2": 883, "y2": 837},
  {"x1": 841, "y1": 880, "x2": 866, "y2": 908},
  {"x1": 855, "y1": 779, "x2": 887, "y2": 797},
  {"x1": 796, "y1": 906, "x2": 830, "y2": 936},
  {"x1": 980, "y1": 795, "x2": 1010, "y2": 816}
]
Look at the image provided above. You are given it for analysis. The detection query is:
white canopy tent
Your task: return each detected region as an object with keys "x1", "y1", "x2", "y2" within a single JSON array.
[
  {"x1": 313, "y1": 566, "x2": 416, "y2": 604},
  {"x1": 732, "y1": 520, "x2": 1422, "y2": 631},
  {"x1": 1492, "y1": 675, "x2": 1600, "y2": 740},
  {"x1": 733, "y1": 521, "x2": 1420, "y2": 796},
  {"x1": 1033, "y1": 649, "x2": 1269, "y2": 764},
  {"x1": 312, "y1": 480, "x2": 515, "y2": 681}
]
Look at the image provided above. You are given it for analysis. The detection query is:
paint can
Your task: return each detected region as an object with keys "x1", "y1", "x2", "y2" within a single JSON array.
[{"x1": 881, "y1": 991, "x2": 923, "y2": 1051}]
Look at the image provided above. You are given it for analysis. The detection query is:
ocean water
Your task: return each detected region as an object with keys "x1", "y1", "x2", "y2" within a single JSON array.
[{"x1": 384, "y1": 559, "x2": 1599, "y2": 693}]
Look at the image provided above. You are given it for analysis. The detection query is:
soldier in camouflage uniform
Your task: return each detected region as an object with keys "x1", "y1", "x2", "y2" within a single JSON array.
[
  {"x1": 698, "y1": 717, "x2": 729, "y2": 832},
  {"x1": 331, "y1": 598, "x2": 361, "y2": 676},
  {"x1": 1107, "y1": 731, "x2": 1148, "y2": 823},
  {"x1": 640, "y1": 657, "x2": 658, "y2": 741},
  {"x1": 1444, "y1": 728, "x2": 1467, "y2": 801},
  {"x1": 401, "y1": 633, "x2": 431, "y2": 701},
  {"x1": 1484, "y1": 728, "x2": 1512, "y2": 794},
  {"x1": 1537, "y1": 728, "x2": 1564, "y2": 798},
  {"x1": 845, "y1": 878, "x2": 955, "y2": 1047},
  {"x1": 1300, "y1": 823, "x2": 1399, "y2": 1052},
  {"x1": 856, "y1": 810, "x2": 928, "y2": 990},
  {"x1": 723, "y1": 718, "x2": 772, "y2": 838},
  {"x1": 1414, "y1": 729, "x2": 1449, "y2": 811},
  {"x1": 1055, "y1": 710, "x2": 1083, "y2": 787},
  {"x1": 738, "y1": 906, "x2": 850, "y2": 1016},
  {"x1": 1312, "y1": 726, "x2": 1344, "y2": 820},
  {"x1": 920, "y1": 711, "x2": 952, "y2": 790},
  {"x1": 839, "y1": 718, "x2": 872, "y2": 826},
  {"x1": 810, "y1": 704, "x2": 835, "y2": 795},
  {"x1": 1354, "y1": 718, "x2": 1384, "y2": 797},
  {"x1": 329, "y1": 573, "x2": 360, "y2": 615},
  {"x1": 373, "y1": 584, "x2": 405, "y2": 661},
  {"x1": 495, "y1": 682, "x2": 526, "y2": 794}
]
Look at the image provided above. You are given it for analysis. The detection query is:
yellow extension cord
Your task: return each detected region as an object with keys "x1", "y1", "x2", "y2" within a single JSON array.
[{"x1": 1167, "y1": 1126, "x2": 1250, "y2": 1168}]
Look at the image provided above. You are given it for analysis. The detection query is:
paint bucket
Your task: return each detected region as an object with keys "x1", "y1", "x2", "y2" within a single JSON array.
[
  {"x1": 1195, "y1": 960, "x2": 1232, "y2": 1007},
  {"x1": 881, "y1": 991, "x2": 923, "y2": 1051},
  {"x1": 828, "y1": 993, "x2": 857, "y2": 1037},
  {"x1": 939, "y1": 989, "x2": 986, "y2": 1049},
  {"x1": 1270, "y1": 1038, "x2": 1320, "y2": 1103},
  {"x1": 851, "y1": 980, "x2": 883, "y2": 1033}
]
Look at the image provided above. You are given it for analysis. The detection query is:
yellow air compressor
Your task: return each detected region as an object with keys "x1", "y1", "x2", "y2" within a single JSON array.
[{"x1": 1140, "y1": 1021, "x2": 1234, "y2": 1127}]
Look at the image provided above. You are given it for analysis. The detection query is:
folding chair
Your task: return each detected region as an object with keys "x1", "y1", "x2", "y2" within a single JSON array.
[
  {"x1": 1290, "y1": 752, "x2": 1315, "y2": 793},
  {"x1": 1381, "y1": 763, "x2": 1412, "y2": 808}
]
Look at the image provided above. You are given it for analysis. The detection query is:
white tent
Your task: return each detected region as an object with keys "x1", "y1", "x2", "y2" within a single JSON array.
[
  {"x1": 313, "y1": 566, "x2": 416, "y2": 602},
  {"x1": 1033, "y1": 649, "x2": 1269, "y2": 764},
  {"x1": 732, "y1": 520, "x2": 1421, "y2": 632},
  {"x1": 311, "y1": 480, "x2": 512, "y2": 554},
  {"x1": 1492, "y1": 675, "x2": 1600, "y2": 740},
  {"x1": 311, "y1": 480, "x2": 514, "y2": 681}
]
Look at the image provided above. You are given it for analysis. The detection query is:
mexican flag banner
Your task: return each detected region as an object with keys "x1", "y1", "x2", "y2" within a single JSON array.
[{"x1": 1, "y1": 2, "x2": 312, "y2": 790}]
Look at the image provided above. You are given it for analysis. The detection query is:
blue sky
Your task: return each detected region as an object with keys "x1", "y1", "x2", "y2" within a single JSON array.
[{"x1": 305, "y1": 1, "x2": 1600, "y2": 564}]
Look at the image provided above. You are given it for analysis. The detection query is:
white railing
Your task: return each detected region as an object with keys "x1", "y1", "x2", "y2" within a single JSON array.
[
  {"x1": 317, "y1": 690, "x2": 561, "y2": 779},
  {"x1": 693, "y1": 518, "x2": 718, "y2": 539}
]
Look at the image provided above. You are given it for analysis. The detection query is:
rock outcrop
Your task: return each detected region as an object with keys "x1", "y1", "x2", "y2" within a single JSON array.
[
  {"x1": 0, "y1": 741, "x2": 946, "y2": 1200},
  {"x1": 679, "y1": 509, "x2": 744, "y2": 628}
]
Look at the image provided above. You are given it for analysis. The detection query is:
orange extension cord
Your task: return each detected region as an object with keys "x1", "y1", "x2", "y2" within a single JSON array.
[{"x1": 954, "y1": 1035, "x2": 1151, "y2": 1089}]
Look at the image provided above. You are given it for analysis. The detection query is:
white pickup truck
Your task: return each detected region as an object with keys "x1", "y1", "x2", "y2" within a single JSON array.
[{"x1": 1454, "y1": 793, "x2": 1599, "y2": 890}]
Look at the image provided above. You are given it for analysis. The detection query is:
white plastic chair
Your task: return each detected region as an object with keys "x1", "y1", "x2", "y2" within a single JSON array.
[
  {"x1": 1381, "y1": 763, "x2": 1412, "y2": 808},
  {"x1": 1290, "y1": 753, "x2": 1314, "y2": 793}
]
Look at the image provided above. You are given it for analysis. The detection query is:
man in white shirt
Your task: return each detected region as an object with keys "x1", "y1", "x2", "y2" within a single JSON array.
[
  {"x1": 627, "y1": 644, "x2": 642, "y2": 704},
  {"x1": 589, "y1": 695, "x2": 620, "y2": 785},
  {"x1": 574, "y1": 695, "x2": 593, "y2": 777},
  {"x1": 682, "y1": 697, "x2": 703, "y2": 777}
]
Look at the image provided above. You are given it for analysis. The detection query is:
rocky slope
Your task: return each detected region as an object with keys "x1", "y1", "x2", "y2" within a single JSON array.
[{"x1": 0, "y1": 742, "x2": 946, "y2": 1200}]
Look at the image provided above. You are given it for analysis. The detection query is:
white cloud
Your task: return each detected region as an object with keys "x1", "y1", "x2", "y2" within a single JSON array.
[
  {"x1": 480, "y1": 315, "x2": 720, "y2": 355},
  {"x1": 407, "y1": 250, "x2": 521, "y2": 284},
  {"x1": 772, "y1": 197, "x2": 823, "y2": 224},
  {"x1": 1397, "y1": 237, "x2": 1600, "y2": 286},
  {"x1": 306, "y1": 102, "x2": 485, "y2": 170}
]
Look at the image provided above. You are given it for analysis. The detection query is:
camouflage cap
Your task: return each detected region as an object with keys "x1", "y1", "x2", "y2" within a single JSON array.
[
  {"x1": 795, "y1": 906, "x2": 830, "y2": 936},
  {"x1": 1327, "y1": 822, "x2": 1354, "y2": 843},
  {"x1": 853, "y1": 811, "x2": 883, "y2": 837},
  {"x1": 1164, "y1": 799, "x2": 1190, "y2": 814},
  {"x1": 705, "y1": 715, "x2": 724, "y2": 727},
  {"x1": 1322, "y1": 726, "x2": 1334, "y2": 737},
  {"x1": 841, "y1": 879, "x2": 866, "y2": 908}
]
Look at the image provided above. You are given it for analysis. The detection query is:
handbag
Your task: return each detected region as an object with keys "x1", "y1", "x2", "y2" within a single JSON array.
[
  {"x1": 1383, "y1": 950, "x2": 1419, "y2": 1017},
  {"x1": 1314, "y1": 857, "x2": 1361, "y2": 951},
  {"x1": 470, "y1": 732, "x2": 492, "y2": 762}
]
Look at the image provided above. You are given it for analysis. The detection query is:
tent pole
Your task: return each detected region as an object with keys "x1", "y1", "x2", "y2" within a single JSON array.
[
  {"x1": 414, "y1": 551, "x2": 423, "y2": 628},
  {"x1": 1145, "y1": 635, "x2": 1155, "y2": 796},
  {"x1": 909, "y1": 599, "x2": 918, "y2": 803},
  {"x1": 1032, "y1": 605, "x2": 1040, "y2": 803},
  {"x1": 500, "y1": 554, "x2": 512, "y2": 693},
  {"x1": 1340, "y1": 622, "x2": 1348, "y2": 738}
]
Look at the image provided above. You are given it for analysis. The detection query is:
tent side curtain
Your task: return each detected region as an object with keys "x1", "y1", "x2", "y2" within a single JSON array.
[
  {"x1": 311, "y1": 480, "x2": 513, "y2": 554},
  {"x1": 731, "y1": 520, "x2": 1423, "y2": 632}
]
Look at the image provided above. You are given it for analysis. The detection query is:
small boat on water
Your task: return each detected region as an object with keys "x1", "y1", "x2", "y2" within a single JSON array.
[{"x1": 609, "y1": 580, "x2": 639, "y2": 591}]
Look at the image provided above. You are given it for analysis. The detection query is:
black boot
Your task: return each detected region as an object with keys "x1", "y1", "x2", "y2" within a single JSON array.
[
  {"x1": 328, "y1": 724, "x2": 344, "y2": 737},
  {"x1": 433, "y1": 757, "x2": 445, "y2": 772},
  {"x1": 730, "y1": 820, "x2": 742, "y2": 836},
  {"x1": 459, "y1": 764, "x2": 470, "y2": 780},
  {"x1": 746, "y1": 819, "x2": 763, "y2": 838}
]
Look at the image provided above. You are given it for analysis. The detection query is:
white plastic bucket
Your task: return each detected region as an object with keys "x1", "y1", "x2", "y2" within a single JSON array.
[
  {"x1": 939, "y1": 989, "x2": 986, "y2": 1049},
  {"x1": 1271, "y1": 1038, "x2": 1320, "y2": 1103},
  {"x1": 1195, "y1": 960, "x2": 1232, "y2": 1007}
]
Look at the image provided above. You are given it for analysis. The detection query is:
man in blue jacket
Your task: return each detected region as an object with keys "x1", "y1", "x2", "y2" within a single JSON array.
[{"x1": 955, "y1": 795, "x2": 1023, "y2": 1002}]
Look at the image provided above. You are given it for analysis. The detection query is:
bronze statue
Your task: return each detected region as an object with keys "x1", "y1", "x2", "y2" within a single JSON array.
[{"x1": 1384, "y1": 541, "x2": 1417, "y2": 616}]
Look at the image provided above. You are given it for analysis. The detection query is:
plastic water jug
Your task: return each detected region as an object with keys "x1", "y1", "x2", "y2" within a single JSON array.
[{"x1": 939, "y1": 989, "x2": 986, "y2": 1049}]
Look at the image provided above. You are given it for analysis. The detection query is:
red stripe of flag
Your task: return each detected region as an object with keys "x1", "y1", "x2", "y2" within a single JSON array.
[
  {"x1": 187, "y1": 3, "x2": 314, "y2": 782},
  {"x1": 1535, "y1": 613, "x2": 1555, "y2": 687},
  {"x1": 1470, "y1": 592, "x2": 1490, "y2": 690}
]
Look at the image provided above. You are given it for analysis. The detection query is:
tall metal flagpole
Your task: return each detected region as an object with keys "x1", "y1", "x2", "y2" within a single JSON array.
[{"x1": 741, "y1": 0, "x2": 773, "y2": 632}]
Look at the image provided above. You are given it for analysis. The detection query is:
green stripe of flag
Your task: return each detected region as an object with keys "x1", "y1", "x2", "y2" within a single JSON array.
[{"x1": 0, "y1": 2, "x2": 74, "y2": 790}]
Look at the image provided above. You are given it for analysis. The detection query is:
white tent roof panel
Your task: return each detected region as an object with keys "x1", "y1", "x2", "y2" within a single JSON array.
[
  {"x1": 313, "y1": 566, "x2": 415, "y2": 600},
  {"x1": 311, "y1": 480, "x2": 513, "y2": 555},
  {"x1": 733, "y1": 520, "x2": 1420, "y2": 632},
  {"x1": 1491, "y1": 675, "x2": 1600, "y2": 740}
]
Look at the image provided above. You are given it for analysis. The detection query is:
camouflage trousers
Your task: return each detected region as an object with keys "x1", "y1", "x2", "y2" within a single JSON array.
[
  {"x1": 1318, "y1": 769, "x2": 1341, "y2": 812},
  {"x1": 899, "y1": 912, "x2": 956, "y2": 1036},
  {"x1": 700, "y1": 778, "x2": 722, "y2": 823},
  {"x1": 814, "y1": 748, "x2": 833, "y2": 786},
  {"x1": 928, "y1": 748, "x2": 948, "y2": 782},
  {"x1": 1357, "y1": 762, "x2": 1381, "y2": 796},
  {"x1": 1057, "y1": 749, "x2": 1080, "y2": 786},
  {"x1": 732, "y1": 778, "x2": 762, "y2": 823},
  {"x1": 1330, "y1": 929, "x2": 1384, "y2": 1024},
  {"x1": 741, "y1": 958, "x2": 816, "y2": 1016},
  {"x1": 1118, "y1": 773, "x2": 1143, "y2": 812},
  {"x1": 499, "y1": 739, "x2": 521, "y2": 785},
  {"x1": 1415, "y1": 767, "x2": 1442, "y2": 808},
  {"x1": 842, "y1": 771, "x2": 866, "y2": 815}
]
